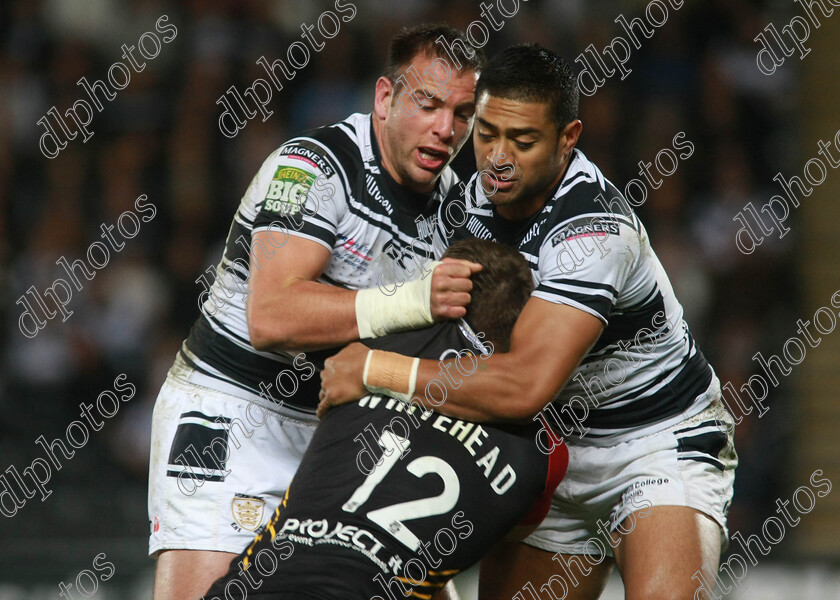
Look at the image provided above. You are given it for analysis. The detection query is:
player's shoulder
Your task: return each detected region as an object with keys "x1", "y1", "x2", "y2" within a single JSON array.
[
  {"x1": 297, "y1": 112, "x2": 368, "y2": 161},
  {"x1": 261, "y1": 112, "x2": 371, "y2": 180},
  {"x1": 436, "y1": 166, "x2": 461, "y2": 198},
  {"x1": 541, "y1": 149, "x2": 644, "y2": 243},
  {"x1": 441, "y1": 172, "x2": 480, "y2": 205},
  {"x1": 548, "y1": 150, "x2": 624, "y2": 220}
]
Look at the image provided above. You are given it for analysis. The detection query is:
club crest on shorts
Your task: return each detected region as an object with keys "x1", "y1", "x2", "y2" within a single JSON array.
[{"x1": 231, "y1": 493, "x2": 265, "y2": 531}]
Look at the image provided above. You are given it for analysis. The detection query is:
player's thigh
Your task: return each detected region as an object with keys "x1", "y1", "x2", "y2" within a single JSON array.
[
  {"x1": 612, "y1": 506, "x2": 721, "y2": 600},
  {"x1": 479, "y1": 541, "x2": 613, "y2": 600},
  {"x1": 148, "y1": 370, "x2": 314, "y2": 555},
  {"x1": 153, "y1": 549, "x2": 237, "y2": 600},
  {"x1": 606, "y1": 400, "x2": 737, "y2": 600}
]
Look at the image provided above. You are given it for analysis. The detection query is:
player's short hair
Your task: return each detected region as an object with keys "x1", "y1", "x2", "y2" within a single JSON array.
[
  {"x1": 442, "y1": 238, "x2": 533, "y2": 352},
  {"x1": 383, "y1": 23, "x2": 485, "y2": 91},
  {"x1": 475, "y1": 43, "x2": 579, "y2": 130}
]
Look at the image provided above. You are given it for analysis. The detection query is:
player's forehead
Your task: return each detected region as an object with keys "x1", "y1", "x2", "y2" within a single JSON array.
[
  {"x1": 399, "y1": 52, "x2": 478, "y2": 104},
  {"x1": 475, "y1": 91, "x2": 552, "y2": 133}
]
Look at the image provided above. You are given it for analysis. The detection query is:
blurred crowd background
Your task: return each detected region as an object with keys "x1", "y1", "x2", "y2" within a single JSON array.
[{"x1": 0, "y1": 0, "x2": 819, "y2": 596}]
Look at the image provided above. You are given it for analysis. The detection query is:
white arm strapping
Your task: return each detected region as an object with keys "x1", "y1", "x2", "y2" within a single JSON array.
[
  {"x1": 355, "y1": 261, "x2": 440, "y2": 339},
  {"x1": 362, "y1": 349, "x2": 420, "y2": 404}
]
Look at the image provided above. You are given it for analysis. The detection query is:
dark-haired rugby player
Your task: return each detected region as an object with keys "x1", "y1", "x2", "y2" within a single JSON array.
[{"x1": 321, "y1": 44, "x2": 738, "y2": 600}]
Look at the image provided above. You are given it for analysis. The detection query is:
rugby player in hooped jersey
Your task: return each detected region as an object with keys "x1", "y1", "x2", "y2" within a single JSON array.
[
  {"x1": 320, "y1": 44, "x2": 738, "y2": 600},
  {"x1": 148, "y1": 25, "x2": 484, "y2": 600}
]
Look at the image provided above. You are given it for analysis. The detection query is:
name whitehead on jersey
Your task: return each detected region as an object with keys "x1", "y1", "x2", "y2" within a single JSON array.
[{"x1": 354, "y1": 395, "x2": 518, "y2": 496}]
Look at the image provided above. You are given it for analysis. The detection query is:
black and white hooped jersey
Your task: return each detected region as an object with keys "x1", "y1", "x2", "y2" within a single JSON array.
[
  {"x1": 179, "y1": 113, "x2": 457, "y2": 423},
  {"x1": 435, "y1": 149, "x2": 717, "y2": 444}
]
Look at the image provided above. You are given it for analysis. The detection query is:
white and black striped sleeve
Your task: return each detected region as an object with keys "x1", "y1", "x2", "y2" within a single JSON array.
[
  {"x1": 250, "y1": 141, "x2": 348, "y2": 250},
  {"x1": 535, "y1": 214, "x2": 640, "y2": 324}
]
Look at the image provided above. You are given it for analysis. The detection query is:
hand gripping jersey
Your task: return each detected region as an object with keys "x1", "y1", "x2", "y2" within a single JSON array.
[
  {"x1": 179, "y1": 113, "x2": 457, "y2": 423},
  {"x1": 434, "y1": 149, "x2": 718, "y2": 445},
  {"x1": 202, "y1": 321, "x2": 568, "y2": 600}
]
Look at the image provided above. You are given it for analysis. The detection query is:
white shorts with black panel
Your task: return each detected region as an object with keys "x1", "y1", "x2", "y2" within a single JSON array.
[
  {"x1": 525, "y1": 395, "x2": 737, "y2": 557},
  {"x1": 147, "y1": 357, "x2": 314, "y2": 556}
]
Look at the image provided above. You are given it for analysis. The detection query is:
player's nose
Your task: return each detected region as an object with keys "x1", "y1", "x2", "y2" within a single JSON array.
[{"x1": 432, "y1": 110, "x2": 455, "y2": 143}]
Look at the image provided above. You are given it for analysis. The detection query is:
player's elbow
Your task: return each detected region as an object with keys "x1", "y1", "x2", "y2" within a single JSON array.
[
  {"x1": 248, "y1": 314, "x2": 274, "y2": 351},
  {"x1": 478, "y1": 362, "x2": 555, "y2": 422},
  {"x1": 509, "y1": 392, "x2": 549, "y2": 422},
  {"x1": 505, "y1": 372, "x2": 561, "y2": 422},
  {"x1": 517, "y1": 363, "x2": 560, "y2": 419},
  {"x1": 247, "y1": 307, "x2": 295, "y2": 351},
  {"x1": 489, "y1": 376, "x2": 548, "y2": 422},
  {"x1": 495, "y1": 407, "x2": 535, "y2": 424}
]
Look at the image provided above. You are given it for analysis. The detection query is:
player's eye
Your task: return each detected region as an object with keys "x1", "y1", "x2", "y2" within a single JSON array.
[
  {"x1": 515, "y1": 141, "x2": 535, "y2": 150},
  {"x1": 477, "y1": 132, "x2": 494, "y2": 142},
  {"x1": 456, "y1": 110, "x2": 474, "y2": 123}
]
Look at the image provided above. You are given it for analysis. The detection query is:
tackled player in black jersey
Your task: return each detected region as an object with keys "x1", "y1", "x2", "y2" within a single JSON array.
[
  {"x1": 320, "y1": 44, "x2": 737, "y2": 600},
  {"x1": 200, "y1": 239, "x2": 568, "y2": 600}
]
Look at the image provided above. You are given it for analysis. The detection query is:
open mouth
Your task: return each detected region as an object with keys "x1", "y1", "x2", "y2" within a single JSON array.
[{"x1": 416, "y1": 147, "x2": 449, "y2": 171}]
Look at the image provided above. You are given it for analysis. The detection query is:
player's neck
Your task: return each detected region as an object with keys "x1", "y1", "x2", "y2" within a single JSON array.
[
  {"x1": 496, "y1": 196, "x2": 544, "y2": 221},
  {"x1": 371, "y1": 113, "x2": 391, "y2": 169}
]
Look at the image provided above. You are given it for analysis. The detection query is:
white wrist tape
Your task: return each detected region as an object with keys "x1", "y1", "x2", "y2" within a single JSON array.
[
  {"x1": 355, "y1": 261, "x2": 441, "y2": 339},
  {"x1": 363, "y1": 350, "x2": 420, "y2": 404}
]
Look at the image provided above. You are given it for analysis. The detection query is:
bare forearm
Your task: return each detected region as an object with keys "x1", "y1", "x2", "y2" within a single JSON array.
[
  {"x1": 248, "y1": 280, "x2": 359, "y2": 351},
  {"x1": 411, "y1": 301, "x2": 604, "y2": 422},
  {"x1": 317, "y1": 296, "x2": 605, "y2": 422},
  {"x1": 246, "y1": 230, "x2": 478, "y2": 353},
  {"x1": 414, "y1": 351, "x2": 551, "y2": 423}
]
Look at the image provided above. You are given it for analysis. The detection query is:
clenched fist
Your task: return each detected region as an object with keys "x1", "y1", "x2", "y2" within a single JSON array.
[{"x1": 430, "y1": 258, "x2": 482, "y2": 320}]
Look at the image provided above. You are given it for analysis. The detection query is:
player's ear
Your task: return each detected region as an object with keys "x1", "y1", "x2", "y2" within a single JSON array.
[
  {"x1": 558, "y1": 119, "x2": 582, "y2": 156},
  {"x1": 374, "y1": 77, "x2": 395, "y2": 120}
]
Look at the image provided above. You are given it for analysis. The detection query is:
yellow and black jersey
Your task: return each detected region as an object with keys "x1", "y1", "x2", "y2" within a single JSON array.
[{"x1": 201, "y1": 321, "x2": 567, "y2": 599}]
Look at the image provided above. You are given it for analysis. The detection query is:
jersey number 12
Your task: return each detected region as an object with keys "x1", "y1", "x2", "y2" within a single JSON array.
[{"x1": 342, "y1": 433, "x2": 459, "y2": 551}]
